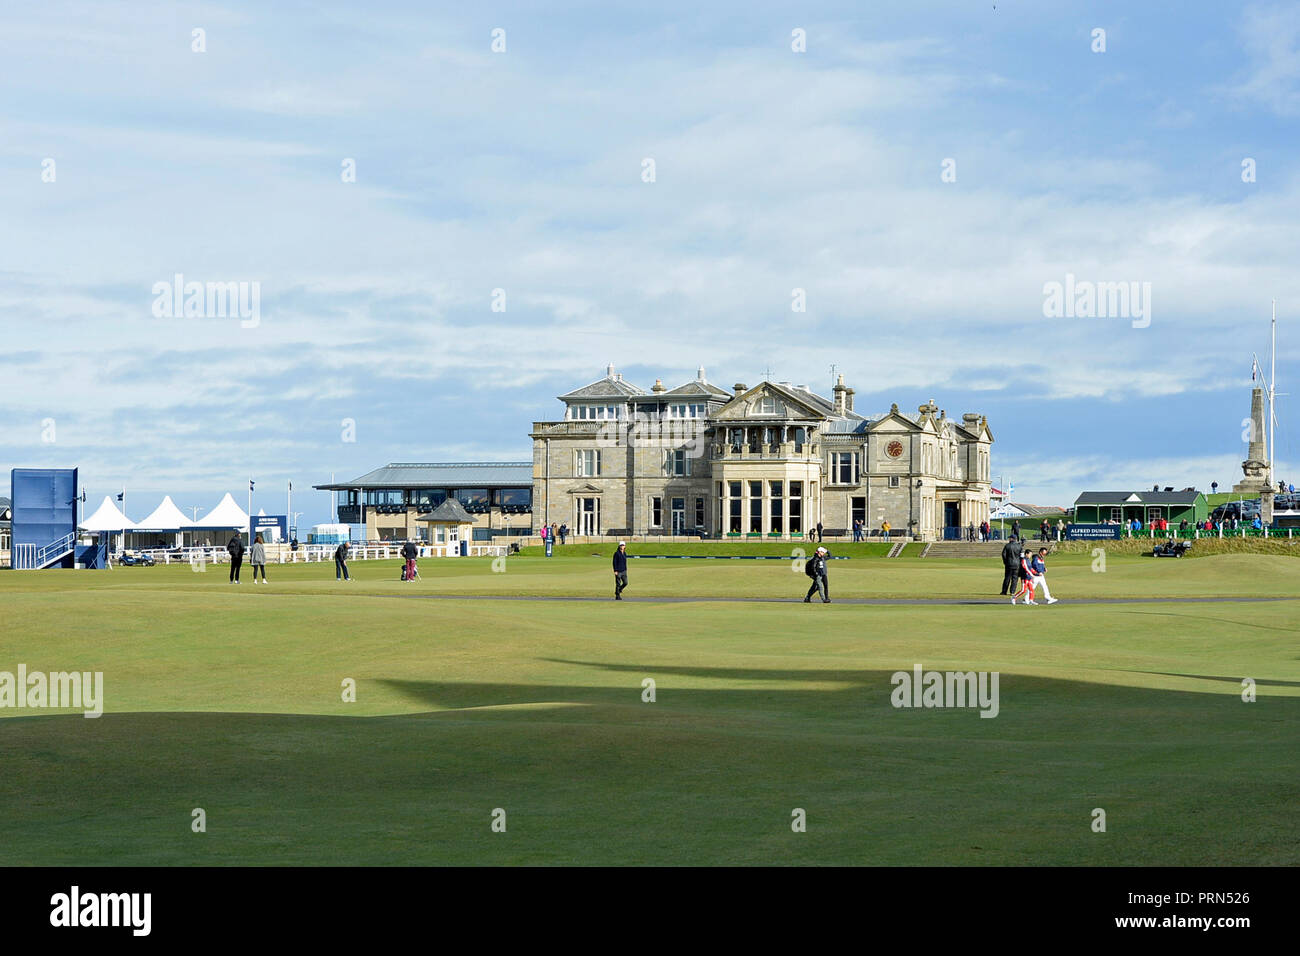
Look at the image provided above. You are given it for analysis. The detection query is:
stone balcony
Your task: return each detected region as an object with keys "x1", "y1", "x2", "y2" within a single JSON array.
[{"x1": 711, "y1": 442, "x2": 819, "y2": 461}]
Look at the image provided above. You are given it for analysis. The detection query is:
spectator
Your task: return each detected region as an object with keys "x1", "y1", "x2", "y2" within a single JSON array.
[
  {"x1": 1012, "y1": 519, "x2": 1021, "y2": 540},
  {"x1": 612, "y1": 541, "x2": 629, "y2": 600},
  {"x1": 881, "y1": 520, "x2": 891, "y2": 542},
  {"x1": 816, "y1": 521, "x2": 824, "y2": 543},
  {"x1": 803, "y1": 546, "x2": 831, "y2": 603},
  {"x1": 250, "y1": 533, "x2": 267, "y2": 583},
  {"x1": 1000, "y1": 536, "x2": 1022, "y2": 596},
  {"x1": 227, "y1": 533, "x2": 244, "y2": 584},
  {"x1": 559, "y1": 523, "x2": 568, "y2": 545}
]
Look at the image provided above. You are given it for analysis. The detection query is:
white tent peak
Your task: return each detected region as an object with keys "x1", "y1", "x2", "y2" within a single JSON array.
[
  {"x1": 134, "y1": 495, "x2": 194, "y2": 531},
  {"x1": 196, "y1": 492, "x2": 250, "y2": 529},
  {"x1": 81, "y1": 496, "x2": 136, "y2": 531}
]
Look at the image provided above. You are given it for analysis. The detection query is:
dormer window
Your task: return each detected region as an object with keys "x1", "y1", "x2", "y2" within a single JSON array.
[
  {"x1": 757, "y1": 396, "x2": 777, "y2": 415},
  {"x1": 569, "y1": 404, "x2": 620, "y2": 420}
]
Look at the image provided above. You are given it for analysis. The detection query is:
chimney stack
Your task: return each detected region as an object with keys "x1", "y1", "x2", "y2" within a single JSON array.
[
  {"x1": 652, "y1": 378, "x2": 665, "y2": 394},
  {"x1": 833, "y1": 373, "x2": 848, "y2": 415},
  {"x1": 733, "y1": 382, "x2": 747, "y2": 397}
]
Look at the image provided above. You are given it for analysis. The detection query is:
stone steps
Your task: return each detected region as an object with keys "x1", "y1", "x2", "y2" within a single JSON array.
[{"x1": 922, "y1": 542, "x2": 1008, "y2": 559}]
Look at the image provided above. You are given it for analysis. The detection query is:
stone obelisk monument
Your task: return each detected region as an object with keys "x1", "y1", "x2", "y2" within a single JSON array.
[{"x1": 1233, "y1": 386, "x2": 1274, "y2": 522}]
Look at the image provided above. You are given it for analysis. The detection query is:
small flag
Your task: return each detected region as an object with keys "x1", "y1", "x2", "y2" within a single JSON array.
[
  {"x1": 1252, "y1": 358, "x2": 1259, "y2": 382},
  {"x1": 116, "y1": 492, "x2": 124, "y2": 501},
  {"x1": 250, "y1": 479, "x2": 255, "y2": 492}
]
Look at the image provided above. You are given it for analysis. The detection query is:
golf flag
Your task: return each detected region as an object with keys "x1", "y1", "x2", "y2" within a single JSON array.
[{"x1": 1007, "y1": 480, "x2": 1014, "y2": 494}]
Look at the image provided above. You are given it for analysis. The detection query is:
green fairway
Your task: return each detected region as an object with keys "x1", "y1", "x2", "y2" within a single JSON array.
[{"x1": 1, "y1": 553, "x2": 1297, "y2": 865}]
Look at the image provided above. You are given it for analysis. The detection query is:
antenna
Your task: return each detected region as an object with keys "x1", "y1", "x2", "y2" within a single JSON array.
[
  {"x1": 761, "y1": 366, "x2": 774, "y2": 382},
  {"x1": 1269, "y1": 300, "x2": 1276, "y2": 488}
]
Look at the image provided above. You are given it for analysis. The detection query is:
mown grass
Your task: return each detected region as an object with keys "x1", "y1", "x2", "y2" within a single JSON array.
[{"x1": 0, "y1": 555, "x2": 1295, "y2": 865}]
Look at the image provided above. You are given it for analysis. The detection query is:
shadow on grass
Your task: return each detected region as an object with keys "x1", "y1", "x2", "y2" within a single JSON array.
[{"x1": 0, "y1": 670, "x2": 1295, "y2": 866}]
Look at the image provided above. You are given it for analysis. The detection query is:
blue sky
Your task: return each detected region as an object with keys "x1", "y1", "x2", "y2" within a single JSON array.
[{"x1": 2, "y1": 0, "x2": 1298, "y2": 528}]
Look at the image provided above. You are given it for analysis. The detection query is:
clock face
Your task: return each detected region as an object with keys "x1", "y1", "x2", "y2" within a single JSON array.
[{"x1": 886, "y1": 440, "x2": 904, "y2": 459}]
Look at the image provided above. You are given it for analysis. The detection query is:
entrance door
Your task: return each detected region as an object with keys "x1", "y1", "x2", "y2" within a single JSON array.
[
  {"x1": 943, "y1": 501, "x2": 961, "y2": 539},
  {"x1": 671, "y1": 497, "x2": 686, "y2": 535},
  {"x1": 578, "y1": 497, "x2": 599, "y2": 535}
]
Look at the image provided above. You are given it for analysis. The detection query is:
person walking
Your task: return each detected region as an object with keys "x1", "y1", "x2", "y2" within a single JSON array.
[
  {"x1": 401, "y1": 539, "x2": 418, "y2": 581},
  {"x1": 227, "y1": 532, "x2": 245, "y2": 584},
  {"x1": 803, "y1": 546, "x2": 831, "y2": 603},
  {"x1": 559, "y1": 523, "x2": 568, "y2": 545},
  {"x1": 250, "y1": 533, "x2": 267, "y2": 583},
  {"x1": 334, "y1": 541, "x2": 351, "y2": 581},
  {"x1": 1030, "y1": 547, "x2": 1057, "y2": 604},
  {"x1": 1012, "y1": 548, "x2": 1037, "y2": 605},
  {"x1": 1000, "y1": 536, "x2": 1022, "y2": 595},
  {"x1": 612, "y1": 540, "x2": 629, "y2": 600}
]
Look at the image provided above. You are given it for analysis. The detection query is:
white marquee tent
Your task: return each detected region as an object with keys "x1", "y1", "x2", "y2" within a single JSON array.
[
  {"x1": 80, "y1": 496, "x2": 136, "y2": 532},
  {"x1": 80, "y1": 496, "x2": 136, "y2": 552},
  {"x1": 127, "y1": 495, "x2": 194, "y2": 548},
  {"x1": 196, "y1": 493, "x2": 251, "y2": 530}
]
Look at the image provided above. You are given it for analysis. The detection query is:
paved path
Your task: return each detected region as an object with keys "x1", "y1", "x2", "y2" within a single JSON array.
[{"x1": 396, "y1": 594, "x2": 1295, "y2": 606}]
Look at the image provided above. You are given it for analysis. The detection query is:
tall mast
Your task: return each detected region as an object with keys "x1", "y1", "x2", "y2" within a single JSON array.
[{"x1": 1270, "y1": 300, "x2": 1276, "y2": 489}]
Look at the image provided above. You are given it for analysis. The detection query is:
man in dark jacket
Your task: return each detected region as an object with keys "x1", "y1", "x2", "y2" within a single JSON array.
[
  {"x1": 401, "y1": 540, "x2": 418, "y2": 581},
  {"x1": 1000, "y1": 536, "x2": 1022, "y2": 595},
  {"x1": 227, "y1": 533, "x2": 244, "y2": 583},
  {"x1": 612, "y1": 541, "x2": 628, "y2": 600},
  {"x1": 803, "y1": 546, "x2": 831, "y2": 603},
  {"x1": 335, "y1": 541, "x2": 351, "y2": 581}
]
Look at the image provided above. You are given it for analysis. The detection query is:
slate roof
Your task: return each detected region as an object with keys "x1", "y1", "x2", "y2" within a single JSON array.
[
  {"x1": 1074, "y1": 490, "x2": 1203, "y2": 506},
  {"x1": 417, "y1": 498, "x2": 475, "y2": 523},
  {"x1": 1006, "y1": 502, "x2": 1068, "y2": 516},
  {"x1": 558, "y1": 373, "x2": 646, "y2": 401},
  {"x1": 315, "y1": 462, "x2": 533, "y2": 490}
]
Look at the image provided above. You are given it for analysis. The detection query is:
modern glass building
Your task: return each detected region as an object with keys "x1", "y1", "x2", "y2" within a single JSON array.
[{"x1": 314, "y1": 462, "x2": 533, "y2": 542}]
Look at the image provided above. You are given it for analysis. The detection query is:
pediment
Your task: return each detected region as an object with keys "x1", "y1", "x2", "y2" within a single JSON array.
[{"x1": 713, "y1": 383, "x2": 825, "y2": 422}]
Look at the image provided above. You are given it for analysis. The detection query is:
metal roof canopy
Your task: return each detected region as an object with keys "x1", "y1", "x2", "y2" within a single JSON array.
[
  {"x1": 315, "y1": 462, "x2": 533, "y2": 491},
  {"x1": 1073, "y1": 490, "x2": 1204, "y2": 506}
]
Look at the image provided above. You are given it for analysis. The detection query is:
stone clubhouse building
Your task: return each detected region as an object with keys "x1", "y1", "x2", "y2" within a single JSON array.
[{"x1": 530, "y1": 366, "x2": 994, "y2": 541}]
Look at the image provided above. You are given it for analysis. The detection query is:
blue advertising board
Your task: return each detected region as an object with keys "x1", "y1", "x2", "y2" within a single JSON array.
[
  {"x1": 11, "y1": 468, "x2": 78, "y2": 567},
  {"x1": 251, "y1": 514, "x2": 288, "y2": 541},
  {"x1": 1065, "y1": 523, "x2": 1122, "y2": 541}
]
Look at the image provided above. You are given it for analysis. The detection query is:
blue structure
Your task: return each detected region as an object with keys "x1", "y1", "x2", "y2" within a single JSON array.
[{"x1": 10, "y1": 468, "x2": 79, "y2": 569}]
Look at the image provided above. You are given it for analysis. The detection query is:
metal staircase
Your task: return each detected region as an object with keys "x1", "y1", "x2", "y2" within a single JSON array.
[{"x1": 14, "y1": 532, "x2": 78, "y2": 569}]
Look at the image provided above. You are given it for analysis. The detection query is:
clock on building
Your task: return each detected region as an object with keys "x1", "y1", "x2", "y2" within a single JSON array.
[{"x1": 885, "y1": 440, "x2": 904, "y2": 459}]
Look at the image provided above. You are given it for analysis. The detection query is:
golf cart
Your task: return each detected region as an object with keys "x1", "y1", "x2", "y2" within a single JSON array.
[
  {"x1": 118, "y1": 550, "x2": 155, "y2": 566},
  {"x1": 1152, "y1": 539, "x2": 1192, "y2": 558}
]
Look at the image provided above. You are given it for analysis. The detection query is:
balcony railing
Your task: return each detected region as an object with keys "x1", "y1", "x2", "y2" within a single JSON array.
[{"x1": 712, "y1": 442, "x2": 816, "y2": 460}]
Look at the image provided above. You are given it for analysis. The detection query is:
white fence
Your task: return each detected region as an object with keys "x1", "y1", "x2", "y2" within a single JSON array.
[{"x1": 119, "y1": 543, "x2": 507, "y2": 566}]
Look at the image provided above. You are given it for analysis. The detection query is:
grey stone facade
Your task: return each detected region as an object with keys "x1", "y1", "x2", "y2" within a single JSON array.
[{"x1": 531, "y1": 366, "x2": 993, "y2": 541}]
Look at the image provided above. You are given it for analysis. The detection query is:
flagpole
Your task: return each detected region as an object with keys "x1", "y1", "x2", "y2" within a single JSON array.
[{"x1": 1269, "y1": 300, "x2": 1276, "y2": 489}]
